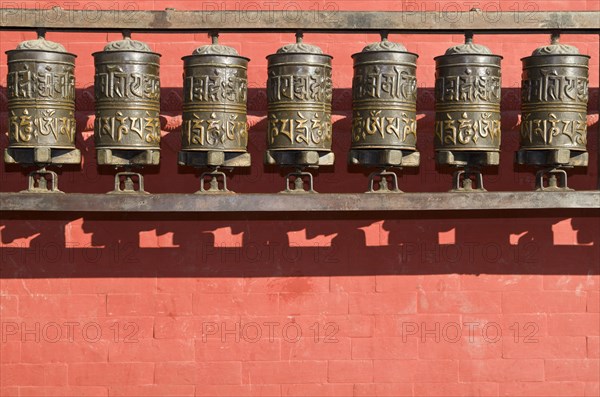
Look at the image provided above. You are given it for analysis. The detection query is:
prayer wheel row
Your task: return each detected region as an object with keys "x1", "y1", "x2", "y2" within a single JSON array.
[{"x1": 4, "y1": 33, "x2": 590, "y2": 193}]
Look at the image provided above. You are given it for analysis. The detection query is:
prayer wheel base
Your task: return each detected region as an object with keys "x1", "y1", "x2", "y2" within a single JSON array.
[
  {"x1": 96, "y1": 148, "x2": 160, "y2": 166},
  {"x1": 178, "y1": 151, "x2": 251, "y2": 168},
  {"x1": 436, "y1": 151, "x2": 499, "y2": 167},
  {"x1": 516, "y1": 149, "x2": 588, "y2": 167},
  {"x1": 265, "y1": 150, "x2": 334, "y2": 167},
  {"x1": 349, "y1": 149, "x2": 420, "y2": 168},
  {"x1": 5, "y1": 147, "x2": 81, "y2": 165}
]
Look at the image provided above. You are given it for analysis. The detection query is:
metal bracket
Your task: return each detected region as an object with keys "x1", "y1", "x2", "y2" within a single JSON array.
[
  {"x1": 198, "y1": 169, "x2": 231, "y2": 194},
  {"x1": 109, "y1": 172, "x2": 147, "y2": 194},
  {"x1": 367, "y1": 169, "x2": 402, "y2": 193},
  {"x1": 23, "y1": 168, "x2": 62, "y2": 193},
  {"x1": 281, "y1": 170, "x2": 316, "y2": 194},
  {"x1": 451, "y1": 169, "x2": 486, "y2": 192},
  {"x1": 536, "y1": 168, "x2": 572, "y2": 191}
]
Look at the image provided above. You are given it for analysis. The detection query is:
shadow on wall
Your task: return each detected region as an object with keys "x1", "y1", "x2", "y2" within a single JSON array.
[{"x1": 0, "y1": 212, "x2": 598, "y2": 278}]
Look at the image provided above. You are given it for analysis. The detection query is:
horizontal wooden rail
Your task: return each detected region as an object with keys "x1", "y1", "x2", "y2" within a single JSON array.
[
  {"x1": 0, "y1": 192, "x2": 598, "y2": 213},
  {"x1": 0, "y1": 9, "x2": 598, "y2": 33}
]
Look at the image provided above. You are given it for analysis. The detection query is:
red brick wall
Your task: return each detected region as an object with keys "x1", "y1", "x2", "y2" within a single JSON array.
[{"x1": 1, "y1": 1, "x2": 599, "y2": 396}]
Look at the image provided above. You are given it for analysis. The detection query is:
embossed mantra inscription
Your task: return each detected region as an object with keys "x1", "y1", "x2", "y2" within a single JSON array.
[{"x1": 7, "y1": 52, "x2": 77, "y2": 149}]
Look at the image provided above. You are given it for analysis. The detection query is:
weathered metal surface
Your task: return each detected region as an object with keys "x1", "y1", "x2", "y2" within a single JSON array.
[
  {"x1": 0, "y1": 192, "x2": 598, "y2": 212},
  {"x1": 349, "y1": 36, "x2": 419, "y2": 168},
  {"x1": 178, "y1": 35, "x2": 250, "y2": 168},
  {"x1": 93, "y1": 37, "x2": 161, "y2": 165},
  {"x1": 0, "y1": 10, "x2": 599, "y2": 33},
  {"x1": 265, "y1": 34, "x2": 333, "y2": 167},
  {"x1": 434, "y1": 36, "x2": 502, "y2": 158},
  {"x1": 517, "y1": 36, "x2": 589, "y2": 167},
  {"x1": 4, "y1": 37, "x2": 80, "y2": 165}
]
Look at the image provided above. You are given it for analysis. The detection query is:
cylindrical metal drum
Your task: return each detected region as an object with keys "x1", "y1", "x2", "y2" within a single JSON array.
[
  {"x1": 349, "y1": 37, "x2": 419, "y2": 167},
  {"x1": 93, "y1": 37, "x2": 161, "y2": 166},
  {"x1": 434, "y1": 36, "x2": 502, "y2": 159},
  {"x1": 179, "y1": 36, "x2": 250, "y2": 168},
  {"x1": 519, "y1": 37, "x2": 589, "y2": 164},
  {"x1": 265, "y1": 35, "x2": 333, "y2": 166},
  {"x1": 4, "y1": 36, "x2": 80, "y2": 165}
]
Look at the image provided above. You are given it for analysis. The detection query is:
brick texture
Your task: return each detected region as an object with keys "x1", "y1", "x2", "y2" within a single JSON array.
[{"x1": 0, "y1": 0, "x2": 599, "y2": 395}]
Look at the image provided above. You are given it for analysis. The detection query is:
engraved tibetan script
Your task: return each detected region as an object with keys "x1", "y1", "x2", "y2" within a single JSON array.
[
  {"x1": 8, "y1": 69, "x2": 75, "y2": 100},
  {"x1": 268, "y1": 111, "x2": 332, "y2": 146},
  {"x1": 185, "y1": 71, "x2": 247, "y2": 103},
  {"x1": 521, "y1": 113, "x2": 587, "y2": 146},
  {"x1": 95, "y1": 112, "x2": 160, "y2": 143},
  {"x1": 435, "y1": 112, "x2": 501, "y2": 146},
  {"x1": 522, "y1": 71, "x2": 588, "y2": 103},
  {"x1": 96, "y1": 66, "x2": 160, "y2": 100},
  {"x1": 435, "y1": 73, "x2": 500, "y2": 103},
  {"x1": 352, "y1": 111, "x2": 416, "y2": 143},
  {"x1": 353, "y1": 66, "x2": 417, "y2": 101},
  {"x1": 268, "y1": 73, "x2": 332, "y2": 103},
  {"x1": 182, "y1": 112, "x2": 247, "y2": 147},
  {"x1": 9, "y1": 109, "x2": 75, "y2": 143}
]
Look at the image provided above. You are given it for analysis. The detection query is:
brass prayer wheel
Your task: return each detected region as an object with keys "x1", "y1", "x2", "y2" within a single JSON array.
[
  {"x1": 265, "y1": 33, "x2": 334, "y2": 168},
  {"x1": 349, "y1": 36, "x2": 419, "y2": 166},
  {"x1": 179, "y1": 34, "x2": 250, "y2": 194},
  {"x1": 93, "y1": 35, "x2": 161, "y2": 167},
  {"x1": 434, "y1": 34, "x2": 502, "y2": 191},
  {"x1": 349, "y1": 35, "x2": 419, "y2": 192},
  {"x1": 4, "y1": 34, "x2": 79, "y2": 192},
  {"x1": 5, "y1": 36, "x2": 79, "y2": 165},
  {"x1": 517, "y1": 34, "x2": 589, "y2": 190},
  {"x1": 265, "y1": 33, "x2": 333, "y2": 193}
]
